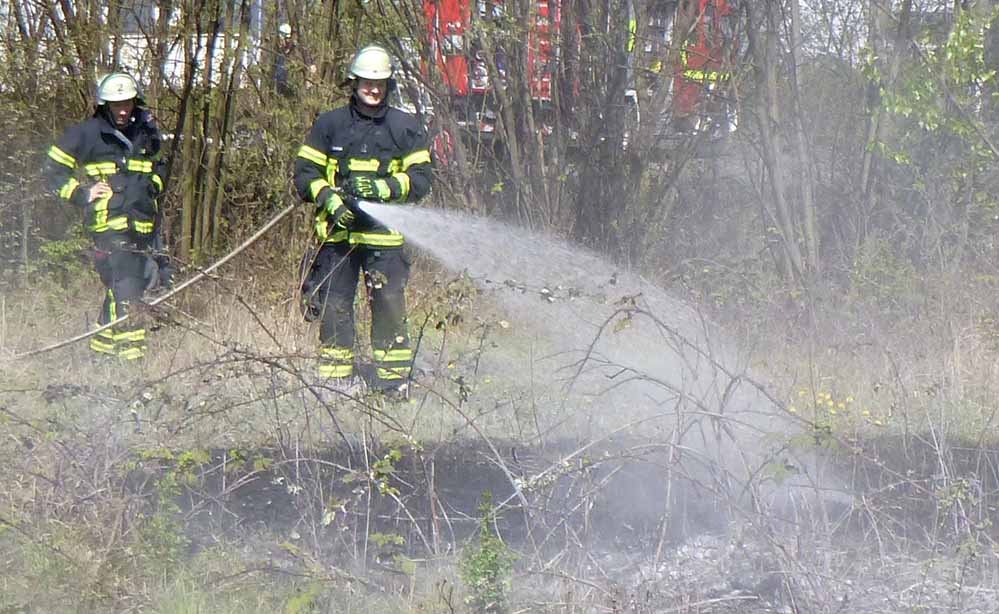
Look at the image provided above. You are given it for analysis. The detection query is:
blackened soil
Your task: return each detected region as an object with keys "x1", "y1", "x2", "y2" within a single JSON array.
[{"x1": 139, "y1": 438, "x2": 730, "y2": 559}]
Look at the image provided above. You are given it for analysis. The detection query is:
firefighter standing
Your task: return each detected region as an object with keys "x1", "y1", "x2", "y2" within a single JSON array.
[
  {"x1": 294, "y1": 44, "x2": 432, "y2": 393},
  {"x1": 672, "y1": 0, "x2": 736, "y2": 134},
  {"x1": 46, "y1": 72, "x2": 165, "y2": 361},
  {"x1": 274, "y1": 23, "x2": 297, "y2": 97},
  {"x1": 274, "y1": 23, "x2": 317, "y2": 98}
]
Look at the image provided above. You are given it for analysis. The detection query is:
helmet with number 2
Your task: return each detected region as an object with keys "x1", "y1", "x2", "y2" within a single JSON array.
[{"x1": 97, "y1": 72, "x2": 139, "y2": 104}]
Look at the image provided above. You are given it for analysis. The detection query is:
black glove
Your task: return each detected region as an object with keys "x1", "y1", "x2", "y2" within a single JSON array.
[
  {"x1": 323, "y1": 192, "x2": 356, "y2": 229},
  {"x1": 342, "y1": 175, "x2": 401, "y2": 202}
]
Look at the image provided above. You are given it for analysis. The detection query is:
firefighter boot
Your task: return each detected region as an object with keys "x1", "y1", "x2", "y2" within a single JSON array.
[
  {"x1": 317, "y1": 346, "x2": 365, "y2": 397},
  {"x1": 370, "y1": 345, "x2": 413, "y2": 400}
]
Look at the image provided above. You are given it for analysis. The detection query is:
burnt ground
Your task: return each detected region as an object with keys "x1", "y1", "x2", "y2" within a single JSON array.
[
  {"x1": 165, "y1": 438, "x2": 731, "y2": 556},
  {"x1": 127, "y1": 433, "x2": 999, "y2": 613},
  {"x1": 7, "y1": 377, "x2": 999, "y2": 611}
]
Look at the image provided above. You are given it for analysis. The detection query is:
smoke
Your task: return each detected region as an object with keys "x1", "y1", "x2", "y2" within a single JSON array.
[{"x1": 360, "y1": 201, "x2": 846, "y2": 518}]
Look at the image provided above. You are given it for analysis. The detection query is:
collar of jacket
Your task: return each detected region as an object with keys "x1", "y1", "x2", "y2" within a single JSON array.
[
  {"x1": 93, "y1": 106, "x2": 142, "y2": 153},
  {"x1": 94, "y1": 105, "x2": 142, "y2": 131},
  {"x1": 350, "y1": 94, "x2": 389, "y2": 120}
]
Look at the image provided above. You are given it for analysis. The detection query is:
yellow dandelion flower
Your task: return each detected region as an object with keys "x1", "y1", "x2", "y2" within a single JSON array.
[
  {"x1": 846, "y1": 396, "x2": 855, "y2": 403},
  {"x1": 788, "y1": 406, "x2": 798, "y2": 414},
  {"x1": 826, "y1": 399, "x2": 834, "y2": 407},
  {"x1": 798, "y1": 389, "x2": 809, "y2": 397},
  {"x1": 862, "y1": 409, "x2": 871, "y2": 416}
]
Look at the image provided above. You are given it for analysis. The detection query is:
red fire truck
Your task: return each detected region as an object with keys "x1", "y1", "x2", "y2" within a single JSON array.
[
  {"x1": 423, "y1": 0, "x2": 562, "y2": 140},
  {"x1": 421, "y1": 0, "x2": 739, "y2": 158},
  {"x1": 665, "y1": 0, "x2": 740, "y2": 134}
]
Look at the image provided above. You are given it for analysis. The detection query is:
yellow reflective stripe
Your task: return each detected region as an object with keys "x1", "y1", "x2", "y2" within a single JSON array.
[
  {"x1": 627, "y1": 17, "x2": 637, "y2": 53},
  {"x1": 298, "y1": 144, "x2": 328, "y2": 166},
  {"x1": 320, "y1": 347, "x2": 354, "y2": 362},
  {"x1": 683, "y1": 69, "x2": 728, "y2": 82},
  {"x1": 84, "y1": 162, "x2": 118, "y2": 176},
  {"x1": 319, "y1": 364, "x2": 354, "y2": 378},
  {"x1": 346, "y1": 159, "x2": 380, "y2": 172},
  {"x1": 376, "y1": 366, "x2": 410, "y2": 380},
  {"x1": 114, "y1": 329, "x2": 146, "y2": 343},
  {"x1": 373, "y1": 348, "x2": 413, "y2": 363},
  {"x1": 309, "y1": 178, "x2": 331, "y2": 201},
  {"x1": 90, "y1": 195, "x2": 110, "y2": 231},
  {"x1": 48, "y1": 146, "x2": 76, "y2": 168},
  {"x1": 126, "y1": 159, "x2": 153, "y2": 172},
  {"x1": 108, "y1": 290, "x2": 117, "y2": 321},
  {"x1": 152, "y1": 174, "x2": 163, "y2": 192},
  {"x1": 392, "y1": 173, "x2": 411, "y2": 199},
  {"x1": 132, "y1": 220, "x2": 155, "y2": 234},
  {"x1": 401, "y1": 149, "x2": 431, "y2": 169},
  {"x1": 59, "y1": 177, "x2": 80, "y2": 200},
  {"x1": 118, "y1": 346, "x2": 146, "y2": 360},
  {"x1": 347, "y1": 231, "x2": 404, "y2": 247},
  {"x1": 322, "y1": 229, "x2": 349, "y2": 243},
  {"x1": 89, "y1": 337, "x2": 117, "y2": 354},
  {"x1": 92, "y1": 216, "x2": 129, "y2": 233}
]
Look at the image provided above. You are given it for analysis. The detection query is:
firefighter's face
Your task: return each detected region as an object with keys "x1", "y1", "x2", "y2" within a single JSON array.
[
  {"x1": 109, "y1": 99, "x2": 135, "y2": 128},
  {"x1": 356, "y1": 78, "x2": 388, "y2": 107}
]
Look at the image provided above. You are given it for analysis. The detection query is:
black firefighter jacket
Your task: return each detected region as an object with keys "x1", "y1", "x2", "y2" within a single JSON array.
[
  {"x1": 46, "y1": 107, "x2": 164, "y2": 240},
  {"x1": 294, "y1": 98, "x2": 432, "y2": 248}
]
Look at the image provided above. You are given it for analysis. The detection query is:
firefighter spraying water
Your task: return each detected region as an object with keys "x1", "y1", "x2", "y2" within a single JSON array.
[{"x1": 294, "y1": 44, "x2": 433, "y2": 396}]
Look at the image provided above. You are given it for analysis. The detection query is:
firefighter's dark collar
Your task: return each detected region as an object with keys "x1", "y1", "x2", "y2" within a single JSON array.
[{"x1": 350, "y1": 93, "x2": 389, "y2": 119}]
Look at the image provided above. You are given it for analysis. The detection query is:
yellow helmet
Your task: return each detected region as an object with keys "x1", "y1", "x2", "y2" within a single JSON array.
[
  {"x1": 97, "y1": 72, "x2": 139, "y2": 104},
  {"x1": 348, "y1": 45, "x2": 393, "y2": 80}
]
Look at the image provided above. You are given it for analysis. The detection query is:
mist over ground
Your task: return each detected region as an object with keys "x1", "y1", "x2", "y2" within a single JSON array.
[{"x1": 3, "y1": 1, "x2": 999, "y2": 612}]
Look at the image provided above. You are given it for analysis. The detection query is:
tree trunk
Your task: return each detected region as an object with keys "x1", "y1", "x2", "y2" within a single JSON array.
[
  {"x1": 748, "y1": 1, "x2": 805, "y2": 282},
  {"x1": 860, "y1": 0, "x2": 912, "y2": 231},
  {"x1": 789, "y1": 0, "x2": 819, "y2": 277},
  {"x1": 196, "y1": 1, "x2": 223, "y2": 259},
  {"x1": 208, "y1": 0, "x2": 252, "y2": 251}
]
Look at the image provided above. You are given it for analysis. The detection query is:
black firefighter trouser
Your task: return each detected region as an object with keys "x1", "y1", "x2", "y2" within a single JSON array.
[
  {"x1": 90, "y1": 236, "x2": 149, "y2": 360},
  {"x1": 305, "y1": 242, "x2": 413, "y2": 386}
]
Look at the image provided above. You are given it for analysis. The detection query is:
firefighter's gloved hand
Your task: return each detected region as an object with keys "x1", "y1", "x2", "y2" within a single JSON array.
[
  {"x1": 323, "y1": 192, "x2": 356, "y2": 229},
  {"x1": 343, "y1": 176, "x2": 399, "y2": 202}
]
